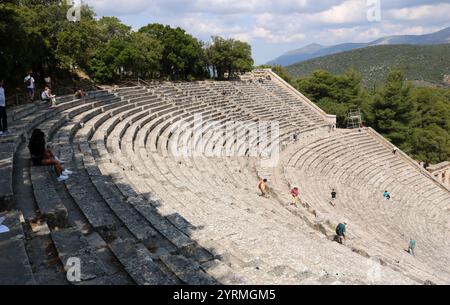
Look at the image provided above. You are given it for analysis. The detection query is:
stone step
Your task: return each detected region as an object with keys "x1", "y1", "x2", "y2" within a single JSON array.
[
  {"x1": 0, "y1": 211, "x2": 35, "y2": 285},
  {"x1": 159, "y1": 254, "x2": 217, "y2": 285},
  {"x1": 109, "y1": 238, "x2": 177, "y2": 285},
  {"x1": 30, "y1": 166, "x2": 68, "y2": 229},
  {"x1": 51, "y1": 228, "x2": 108, "y2": 283},
  {"x1": 0, "y1": 143, "x2": 16, "y2": 211}
]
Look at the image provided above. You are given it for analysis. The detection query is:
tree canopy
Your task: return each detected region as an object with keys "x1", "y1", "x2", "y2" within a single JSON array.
[
  {"x1": 0, "y1": 1, "x2": 253, "y2": 86},
  {"x1": 205, "y1": 36, "x2": 254, "y2": 80}
]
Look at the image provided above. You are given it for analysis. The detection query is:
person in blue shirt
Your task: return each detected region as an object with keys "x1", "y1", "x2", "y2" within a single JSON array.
[
  {"x1": 383, "y1": 191, "x2": 391, "y2": 200},
  {"x1": 408, "y1": 239, "x2": 417, "y2": 256},
  {"x1": 0, "y1": 78, "x2": 8, "y2": 136}
]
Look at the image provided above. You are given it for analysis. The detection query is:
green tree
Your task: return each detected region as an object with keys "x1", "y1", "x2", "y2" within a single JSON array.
[
  {"x1": 410, "y1": 124, "x2": 450, "y2": 164},
  {"x1": 54, "y1": 6, "x2": 100, "y2": 71},
  {"x1": 372, "y1": 70, "x2": 415, "y2": 145},
  {"x1": 139, "y1": 24, "x2": 206, "y2": 80},
  {"x1": 206, "y1": 36, "x2": 254, "y2": 80},
  {"x1": 295, "y1": 69, "x2": 366, "y2": 127},
  {"x1": 89, "y1": 33, "x2": 162, "y2": 83},
  {"x1": 97, "y1": 16, "x2": 131, "y2": 41},
  {"x1": 117, "y1": 32, "x2": 162, "y2": 79}
]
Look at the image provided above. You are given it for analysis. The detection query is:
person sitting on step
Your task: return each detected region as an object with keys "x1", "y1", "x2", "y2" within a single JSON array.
[
  {"x1": 336, "y1": 221, "x2": 347, "y2": 244},
  {"x1": 258, "y1": 179, "x2": 269, "y2": 198},
  {"x1": 28, "y1": 129, "x2": 72, "y2": 182},
  {"x1": 290, "y1": 187, "x2": 300, "y2": 207},
  {"x1": 41, "y1": 86, "x2": 57, "y2": 106},
  {"x1": 75, "y1": 88, "x2": 86, "y2": 99},
  {"x1": 383, "y1": 191, "x2": 391, "y2": 200}
]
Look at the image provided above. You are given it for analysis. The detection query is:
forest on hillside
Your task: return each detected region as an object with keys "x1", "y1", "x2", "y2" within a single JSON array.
[
  {"x1": 0, "y1": 0, "x2": 254, "y2": 91},
  {"x1": 285, "y1": 44, "x2": 450, "y2": 88}
]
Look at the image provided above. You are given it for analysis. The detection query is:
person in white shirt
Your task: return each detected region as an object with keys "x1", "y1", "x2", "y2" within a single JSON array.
[
  {"x1": 41, "y1": 86, "x2": 57, "y2": 106},
  {"x1": 24, "y1": 71, "x2": 36, "y2": 101},
  {"x1": 0, "y1": 79, "x2": 8, "y2": 136}
]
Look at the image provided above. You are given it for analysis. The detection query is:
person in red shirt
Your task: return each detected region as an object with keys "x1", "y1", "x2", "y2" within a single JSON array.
[{"x1": 290, "y1": 187, "x2": 300, "y2": 207}]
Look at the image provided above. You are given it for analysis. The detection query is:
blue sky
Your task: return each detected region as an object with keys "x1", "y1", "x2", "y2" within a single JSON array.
[{"x1": 83, "y1": 0, "x2": 450, "y2": 65}]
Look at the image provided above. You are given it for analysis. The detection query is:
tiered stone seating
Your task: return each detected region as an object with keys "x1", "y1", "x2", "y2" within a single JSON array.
[
  {"x1": 97, "y1": 84, "x2": 431, "y2": 284},
  {"x1": 280, "y1": 129, "x2": 450, "y2": 282},
  {"x1": 1, "y1": 69, "x2": 449, "y2": 285}
]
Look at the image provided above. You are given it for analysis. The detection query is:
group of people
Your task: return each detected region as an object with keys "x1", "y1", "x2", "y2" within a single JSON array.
[
  {"x1": 24, "y1": 70, "x2": 88, "y2": 104},
  {"x1": 28, "y1": 129, "x2": 73, "y2": 182},
  {"x1": 258, "y1": 179, "x2": 416, "y2": 256},
  {"x1": 24, "y1": 71, "x2": 57, "y2": 105},
  {"x1": 335, "y1": 220, "x2": 416, "y2": 257}
]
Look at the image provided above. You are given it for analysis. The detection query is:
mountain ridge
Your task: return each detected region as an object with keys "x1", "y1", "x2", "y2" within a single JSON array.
[{"x1": 268, "y1": 26, "x2": 450, "y2": 66}]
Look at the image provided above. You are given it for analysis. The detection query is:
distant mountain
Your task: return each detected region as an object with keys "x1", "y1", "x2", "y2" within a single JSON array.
[
  {"x1": 286, "y1": 44, "x2": 450, "y2": 88},
  {"x1": 268, "y1": 27, "x2": 450, "y2": 66},
  {"x1": 267, "y1": 43, "x2": 325, "y2": 66}
]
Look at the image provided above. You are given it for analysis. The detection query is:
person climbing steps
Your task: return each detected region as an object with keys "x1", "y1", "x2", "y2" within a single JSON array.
[
  {"x1": 290, "y1": 187, "x2": 300, "y2": 207},
  {"x1": 258, "y1": 179, "x2": 269, "y2": 198}
]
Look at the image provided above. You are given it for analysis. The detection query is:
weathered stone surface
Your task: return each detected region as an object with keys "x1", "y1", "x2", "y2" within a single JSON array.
[
  {"x1": 109, "y1": 238, "x2": 176, "y2": 285},
  {"x1": 0, "y1": 212, "x2": 35, "y2": 285},
  {"x1": 0, "y1": 143, "x2": 16, "y2": 211},
  {"x1": 159, "y1": 254, "x2": 217, "y2": 285},
  {"x1": 30, "y1": 166, "x2": 68, "y2": 228},
  {"x1": 0, "y1": 239, "x2": 36, "y2": 285},
  {"x1": 2, "y1": 78, "x2": 449, "y2": 285},
  {"x1": 51, "y1": 228, "x2": 107, "y2": 282}
]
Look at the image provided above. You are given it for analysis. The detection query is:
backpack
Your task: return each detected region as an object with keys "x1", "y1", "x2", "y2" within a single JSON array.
[{"x1": 336, "y1": 224, "x2": 345, "y2": 236}]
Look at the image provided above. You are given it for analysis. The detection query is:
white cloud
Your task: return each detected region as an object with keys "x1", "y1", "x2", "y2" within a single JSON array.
[
  {"x1": 312, "y1": 0, "x2": 368, "y2": 24},
  {"x1": 83, "y1": 0, "x2": 450, "y2": 64},
  {"x1": 386, "y1": 3, "x2": 450, "y2": 22}
]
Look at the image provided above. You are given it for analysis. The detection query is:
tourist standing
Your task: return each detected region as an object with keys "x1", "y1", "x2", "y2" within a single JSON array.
[
  {"x1": 24, "y1": 71, "x2": 36, "y2": 102},
  {"x1": 330, "y1": 189, "x2": 337, "y2": 207},
  {"x1": 0, "y1": 79, "x2": 8, "y2": 136},
  {"x1": 408, "y1": 239, "x2": 417, "y2": 256}
]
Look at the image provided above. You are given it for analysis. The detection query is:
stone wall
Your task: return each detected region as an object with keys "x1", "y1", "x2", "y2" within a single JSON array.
[{"x1": 427, "y1": 161, "x2": 450, "y2": 188}]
